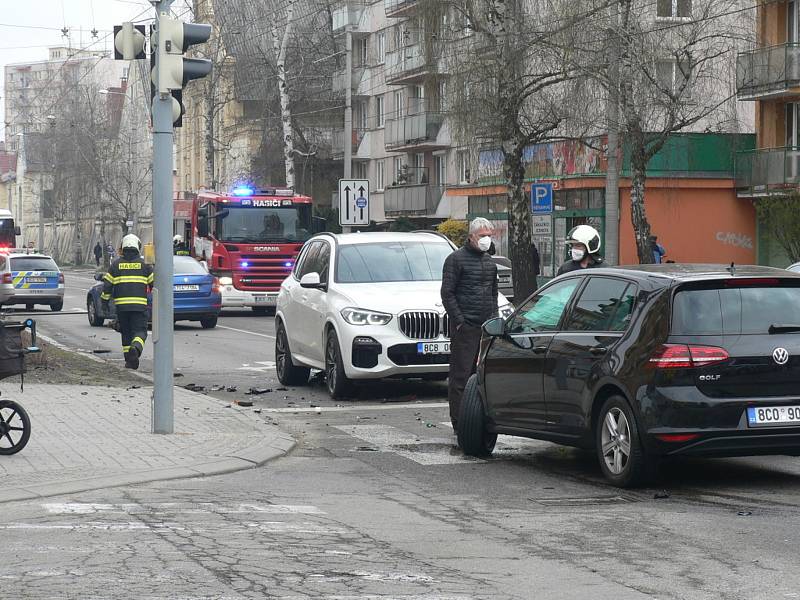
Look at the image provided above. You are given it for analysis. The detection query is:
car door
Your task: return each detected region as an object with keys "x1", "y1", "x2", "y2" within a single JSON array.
[
  {"x1": 300, "y1": 241, "x2": 331, "y2": 363},
  {"x1": 544, "y1": 277, "x2": 637, "y2": 440},
  {"x1": 286, "y1": 241, "x2": 321, "y2": 358},
  {"x1": 483, "y1": 277, "x2": 582, "y2": 431}
]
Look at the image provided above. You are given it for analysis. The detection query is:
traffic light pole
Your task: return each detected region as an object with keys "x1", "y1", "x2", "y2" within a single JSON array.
[{"x1": 151, "y1": 0, "x2": 175, "y2": 434}]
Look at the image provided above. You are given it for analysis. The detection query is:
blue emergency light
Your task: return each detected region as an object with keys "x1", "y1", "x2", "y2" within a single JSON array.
[{"x1": 231, "y1": 186, "x2": 254, "y2": 196}]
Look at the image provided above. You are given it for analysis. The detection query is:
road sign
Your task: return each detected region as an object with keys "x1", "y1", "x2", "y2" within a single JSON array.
[
  {"x1": 532, "y1": 215, "x2": 552, "y2": 236},
  {"x1": 531, "y1": 182, "x2": 553, "y2": 213},
  {"x1": 339, "y1": 179, "x2": 370, "y2": 226}
]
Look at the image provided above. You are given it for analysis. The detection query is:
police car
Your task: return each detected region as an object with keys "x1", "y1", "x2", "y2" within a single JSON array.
[{"x1": 0, "y1": 249, "x2": 64, "y2": 311}]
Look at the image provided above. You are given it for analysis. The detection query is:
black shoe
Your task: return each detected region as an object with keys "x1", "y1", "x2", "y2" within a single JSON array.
[{"x1": 124, "y1": 350, "x2": 140, "y2": 370}]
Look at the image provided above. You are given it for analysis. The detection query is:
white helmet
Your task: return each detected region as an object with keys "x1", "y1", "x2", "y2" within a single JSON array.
[
  {"x1": 173, "y1": 234, "x2": 184, "y2": 244},
  {"x1": 566, "y1": 225, "x2": 601, "y2": 255},
  {"x1": 121, "y1": 234, "x2": 142, "y2": 252}
]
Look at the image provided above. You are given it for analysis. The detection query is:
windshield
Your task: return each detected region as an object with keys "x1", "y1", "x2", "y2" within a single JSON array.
[
  {"x1": 336, "y1": 242, "x2": 453, "y2": 283},
  {"x1": 215, "y1": 206, "x2": 312, "y2": 243},
  {"x1": 11, "y1": 256, "x2": 59, "y2": 271},
  {"x1": 673, "y1": 284, "x2": 800, "y2": 335},
  {"x1": 173, "y1": 257, "x2": 207, "y2": 275}
]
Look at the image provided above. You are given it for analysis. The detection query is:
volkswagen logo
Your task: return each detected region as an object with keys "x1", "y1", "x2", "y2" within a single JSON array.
[{"x1": 773, "y1": 347, "x2": 790, "y2": 365}]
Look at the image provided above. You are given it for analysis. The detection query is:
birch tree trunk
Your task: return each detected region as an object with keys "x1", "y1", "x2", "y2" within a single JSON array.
[
  {"x1": 504, "y1": 143, "x2": 537, "y2": 300},
  {"x1": 629, "y1": 148, "x2": 653, "y2": 264},
  {"x1": 272, "y1": 1, "x2": 296, "y2": 189}
]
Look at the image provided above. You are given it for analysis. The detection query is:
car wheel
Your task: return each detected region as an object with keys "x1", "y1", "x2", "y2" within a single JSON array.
[
  {"x1": 50, "y1": 300, "x2": 63, "y2": 312},
  {"x1": 596, "y1": 395, "x2": 651, "y2": 488},
  {"x1": 458, "y1": 374, "x2": 497, "y2": 456},
  {"x1": 200, "y1": 316, "x2": 218, "y2": 329},
  {"x1": 87, "y1": 298, "x2": 104, "y2": 327},
  {"x1": 325, "y1": 329, "x2": 352, "y2": 399},
  {"x1": 25, "y1": 304, "x2": 34, "y2": 312},
  {"x1": 275, "y1": 320, "x2": 310, "y2": 386}
]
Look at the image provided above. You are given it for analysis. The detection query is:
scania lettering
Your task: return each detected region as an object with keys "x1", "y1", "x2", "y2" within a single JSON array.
[{"x1": 179, "y1": 187, "x2": 320, "y2": 312}]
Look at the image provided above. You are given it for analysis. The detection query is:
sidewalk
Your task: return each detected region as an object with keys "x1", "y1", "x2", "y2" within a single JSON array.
[{"x1": 0, "y1": 383, "x2": 295, "y2": 503}]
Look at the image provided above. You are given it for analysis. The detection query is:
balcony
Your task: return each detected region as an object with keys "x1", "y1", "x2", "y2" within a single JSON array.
[
  {"x1": 384, "y1": 0, "x2": 420, "y2": 18},
  {"x1": 332, "y1": 67, "x2": 365, "y2": 95},
  {"x1": 331, "y1": 128, "x2": 366, "y2": 158},
  {"x1": 735, "y1": 147, "x2": 800, "y2": 194},
  {"x1": 385, "y1": 105, "x2": 445, "y2": 151},
  {"x1": 332, "y1": 3, "x2": 366, "y2": 32},
  {"x1": 737, "y1": 44, "x2": 800, "y2": 100},
  {"x1": 384, "y1": 184, "x2": 445, "y2": 217},
  {"x1": 385, "y1": 44, "x2": 439, "y2": 84}
]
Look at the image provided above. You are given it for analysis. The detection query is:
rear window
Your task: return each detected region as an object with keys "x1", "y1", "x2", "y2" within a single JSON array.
[
  {"x1": 672, "y1": 284, "x2": 800, "y2": 335},
  {"x1": 10, "y1": 257, "x2": 58, "y2": 271},
  {"x1": 173, "y1": 257, "x2": 207, "y2": 275}
]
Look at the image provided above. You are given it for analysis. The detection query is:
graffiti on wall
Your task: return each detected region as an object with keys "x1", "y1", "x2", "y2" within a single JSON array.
[
  {"x1": 477, "y1": 137, "x2": 608, "y2": 183},
  {"x1": 716, "y1": 231, "x2": 753, "y2": 249}
]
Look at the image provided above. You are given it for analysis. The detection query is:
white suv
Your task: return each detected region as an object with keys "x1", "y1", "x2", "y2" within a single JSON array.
[{"x1": 275, "y1": 232, "x2": 512, "y2": 398}]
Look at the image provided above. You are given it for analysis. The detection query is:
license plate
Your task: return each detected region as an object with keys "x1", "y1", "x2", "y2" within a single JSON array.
[
  {"x1": 174, "y1": 284, "x2": 199, "y2": 291},
  {"x1": 254, "y1": 296, "x2": 277, "y2": 305},
  {"x1": 747, "y1": 405, "x2": 800, "y2": 427},
  {"x1": 417, "y1": 341, "x2": 450, "y2": 354},
  {"x1": 26, "y1": 277, "x2": 47, "y2": 283}
]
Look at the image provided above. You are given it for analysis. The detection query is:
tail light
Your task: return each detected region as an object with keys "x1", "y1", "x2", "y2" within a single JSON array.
[
  {"x1": 212, "y1": 277, "x2": 221, "y2": 293},
  {"x1": 58, "y1": 273, "x2": 65, "y2": 284},
  {"x1": 649, "y1": 344, "x2": 729, "y2": 369},
  {"x1": 2, "y1": 273, "x2": 11, "y2": 284}
]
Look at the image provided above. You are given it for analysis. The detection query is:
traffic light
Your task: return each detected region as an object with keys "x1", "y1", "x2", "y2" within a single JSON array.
[
  {"x1": 156, "y1": 17, "x2": 212, "y2": 94},
  {"x1": 113, "y1": 22, "x2": 146, "y2": 60},
  {"x1": 150, "y1": 25, "x2": 185, "y2": 127}
]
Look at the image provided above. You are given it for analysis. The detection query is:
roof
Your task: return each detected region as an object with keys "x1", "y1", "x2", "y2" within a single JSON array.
[
  {"x1": 321, "y1": 232, "x2": 454, "y2": 245},
  {"x1": 586, "y1": 264, "x2": 800, "y2": 282}
]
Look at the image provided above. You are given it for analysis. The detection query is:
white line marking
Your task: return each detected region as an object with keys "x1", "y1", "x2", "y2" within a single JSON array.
[
  {"x1": 262, "y1": 402, "x2": 448, "y2": 414},
  {"x1": 43, "y1": 503, "x2": 324, "y2": 515},
  {"x1": 1, "y1": 521, "x2": 343, "y2": 534},
  {"x1": 335, "y1": 424, "x2": 483, "y2": 465},
  {"x1": 218, "y1": 324, "x2": 276, "y2": 339}
]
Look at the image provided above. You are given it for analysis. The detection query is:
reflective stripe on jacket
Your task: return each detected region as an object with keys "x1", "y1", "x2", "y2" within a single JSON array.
[{"x1": 100, "y1": 256, "x2": 153, "y2": 312}]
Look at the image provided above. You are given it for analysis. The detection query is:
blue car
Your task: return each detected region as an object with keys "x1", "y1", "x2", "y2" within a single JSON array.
[{"x1": 87, "y1": 255, "x2": 221, "y2": 329}]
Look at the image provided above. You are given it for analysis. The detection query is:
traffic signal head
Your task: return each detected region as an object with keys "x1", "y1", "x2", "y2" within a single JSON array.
[
  {"x1": 156, "y1": 16, "x2": 212, "y2": 94},
  {"x1": 113, "y1": 22, "x2": 146, "y2": 60}
]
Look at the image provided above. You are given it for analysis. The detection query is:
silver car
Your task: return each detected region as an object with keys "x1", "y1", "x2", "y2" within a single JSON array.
[
  {"x1": 0, "y1": 252, "x2": 65, "y2": 311},
  {"x1": 788, "y1": 262, "x2": 800, "y2": 273}
]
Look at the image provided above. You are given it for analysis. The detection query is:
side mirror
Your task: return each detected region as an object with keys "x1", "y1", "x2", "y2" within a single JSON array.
[
  {"x1": 483, "y1": 316, "x2": 506, "y2": 337},
  {"x1": 300, "y1": 272, "x2": 325, "y2": 290},
  {"x1": 198, "y1": 217, "x2": 209, "y2": 237},
  {"x1": 94, "y1": 273, "x2": 104, "y2": 281},
  {"x1": 14, "y1": 226, "x2": 21, "y2": 236}
]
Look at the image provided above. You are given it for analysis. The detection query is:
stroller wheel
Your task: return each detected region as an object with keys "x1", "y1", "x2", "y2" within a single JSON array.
[{"x1": 0, "y1": 400, "x2": 31, "y2": 455}]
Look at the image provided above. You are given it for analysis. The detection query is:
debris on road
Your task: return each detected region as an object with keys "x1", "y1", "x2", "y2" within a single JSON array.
[
  {"x1": 226, "y1": 386, "x2": 237, "y2": 392},
  {"x1": 246, "y1": 387, "x2": 271, "y2": 395},
  {"x1": 235, "y1": 399, "x2": 254, "y2": 407},
  {"x1": 183, "y1": 383, "x2": 206, "y2": 393},
  {"x1": 653, "y1": 491, "x2": 670, "y2": 500},
  {"x1": 92, "y1": 349, "x2": 111, "y2": 354}
]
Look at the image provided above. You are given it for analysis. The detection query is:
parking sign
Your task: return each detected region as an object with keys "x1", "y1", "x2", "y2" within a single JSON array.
[{"x1": 531, "y1": 183, "x2": 553, "y2": 213}]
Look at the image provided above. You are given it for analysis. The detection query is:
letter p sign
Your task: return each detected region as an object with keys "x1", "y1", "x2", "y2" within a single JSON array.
[{"x1": 531, "y1": 183, "x2": 554, "y2": 213}]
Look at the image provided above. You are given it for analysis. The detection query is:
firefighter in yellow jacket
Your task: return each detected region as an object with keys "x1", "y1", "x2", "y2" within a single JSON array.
[{"x1": 100, "y1": 234, "x2": 153, "y2": 369}]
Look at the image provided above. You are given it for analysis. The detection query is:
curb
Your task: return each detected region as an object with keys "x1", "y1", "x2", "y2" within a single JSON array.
[{"x1": 0, "y1": 430, "x2": 296, "y2": 504}]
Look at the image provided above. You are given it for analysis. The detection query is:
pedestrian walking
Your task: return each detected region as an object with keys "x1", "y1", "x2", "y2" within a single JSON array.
[
  {"x1": 93, "y1": 242, "x2": 102, "y2": 267},
  {"x1": 650, "y1": 235, "x2": 667, "y2": 264},
  {"x1": 531, "y1": 240, "x2": 541, "y2": 282},
  {"x1": 441, "y1": 217, "x2": 498, "y2": 433},
  {"x1": 557, "y1": 224, "x2": 604, "y2": 275},
  {"x1": 100, "y1": 234, "x2": 153, "y2": 370}
]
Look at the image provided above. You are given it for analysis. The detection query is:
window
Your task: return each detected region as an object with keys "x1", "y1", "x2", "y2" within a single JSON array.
[
  {"x1": 790, "y1": 2, "x2": 798, "y2": 44},
  {"x1": 413, "y1": 153, "x2": 425, "y2": 183},
  {"x1": 787, "y1": 103, "x2": 800, "y2": 147},
  {"x1": 10, "y1": 256, "x2": 59, "y2": 271},
  {"x1": 434, "y1": 155, "x2": 446, "y2": 185},
  {"x1": 376, "y1": 95, "x2": 385, "y2": 128},
  {"x1": 376, "y1": 160, "x2": 385, "y2": 190},
  {"x1": 377, "y1": 31, "x2": 386, "y2": 64},
  {"x1": 354, "y1": 161, "x2": 368, "y2": 179},
  {"x1": 336, "y1": 242, "x2": 453, "y2": 283},
  {"x1": 354, "y1": 100, "x2": 368, "y2": 129},
  {"x1": 437, "y1": 80, "x2": 447, "y2": 112},
  {"x1": 355, "y1": 38, "x2": 368, "y2": 66},
  {"x1": 295, "y1": 242, "x2": 322, "y2": 279},
  {"x1": 509, "y1": 278, "x2": 581, "y2": 334},
  {"x1": 657, "y1": 0, "x2": 691, "y2": 18},
  {"x1": 393, "y1": 157, "x2": 404, "y2": 184},
  {"x1": 566, "y1": 278, "x2": 636, "y2": 332},
  {"x1": 315, "y1": 242, "x2": 331, "y2": 282},
  {"x1": 457, "y1": 151, "x2": 470, "y2": 184},
  {"x1": 656, "y1": 59, "x2": 692, "y2": 98},
  {"x1": 393, "y1": 90, "x2": 404, "y2": 118}
]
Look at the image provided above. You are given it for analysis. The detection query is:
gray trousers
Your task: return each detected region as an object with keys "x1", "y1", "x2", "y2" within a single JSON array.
[{"x1": 447, "y1": 323, "x2": 482, "y2": 428}]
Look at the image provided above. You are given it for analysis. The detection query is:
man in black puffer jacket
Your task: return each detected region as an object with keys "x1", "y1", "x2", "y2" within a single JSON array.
[{"x1": 441, "y1": 217, "x2": 498, "y2": 432}]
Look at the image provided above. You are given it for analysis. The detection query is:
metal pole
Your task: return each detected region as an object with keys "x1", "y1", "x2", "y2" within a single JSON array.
[
  {"x1": 604, "y1": 18, "x2": 620, "y2": 266},
  {"x1": 342, "y1": 21, "x2": 353, "y2": 234},
  {"x1": 152, "y1": 0, "x2": 174, "y2": 434}
]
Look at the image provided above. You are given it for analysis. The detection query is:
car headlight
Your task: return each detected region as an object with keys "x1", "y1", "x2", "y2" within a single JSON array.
[
  {"x1": 219, "y1": 276, "x2": 233, "y2": 285},
  {"x1": 499, "y1": 303, "x2": 514, "y2": 319},
  {"x1": 341, "y1": 307, "x2": 393, "y2": 326}
]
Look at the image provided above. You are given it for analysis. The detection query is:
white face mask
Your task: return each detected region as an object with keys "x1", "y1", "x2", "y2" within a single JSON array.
[
  {"x1": 571, "y1": 247, "x2": 586, "y2": 261},
  {"x1": 477, "y1": 236, "x2": 492, "y2": 252}
]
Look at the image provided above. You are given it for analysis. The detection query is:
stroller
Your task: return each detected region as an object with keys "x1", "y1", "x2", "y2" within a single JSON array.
[{"x1": 0, "y1": 318, "x2": 39, "y2": 455}]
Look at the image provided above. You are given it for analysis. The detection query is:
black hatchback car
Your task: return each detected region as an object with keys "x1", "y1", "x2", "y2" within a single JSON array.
[{"x1": 458, "y1": 264, "x2": 800, "y2": 487}]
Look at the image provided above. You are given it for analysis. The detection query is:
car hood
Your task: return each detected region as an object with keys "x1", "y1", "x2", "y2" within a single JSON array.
[{"x1": 334, "y1": 281, "x2": 508, "y2": 314}]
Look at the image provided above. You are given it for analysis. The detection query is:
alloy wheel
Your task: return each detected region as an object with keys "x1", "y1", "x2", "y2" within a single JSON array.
[
  {"x1": 600, "y1": 407, "x2": 631, "y2": 475},
  {"x1": 276, "y1": 328, "x2": 288, "y2": 378},
  {"x1": 325, "y1": 336, "x2": 337, "y2": 394}
]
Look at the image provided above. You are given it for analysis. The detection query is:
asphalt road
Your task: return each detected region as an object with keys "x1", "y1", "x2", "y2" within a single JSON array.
[{"x1": 5, "y1": 269, "x2": 800, "y2": 598}]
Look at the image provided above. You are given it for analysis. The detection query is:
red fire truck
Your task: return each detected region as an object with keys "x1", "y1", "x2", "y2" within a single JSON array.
[{"x1": 179, "y1": 186, "x2": 319, "y2": 313}]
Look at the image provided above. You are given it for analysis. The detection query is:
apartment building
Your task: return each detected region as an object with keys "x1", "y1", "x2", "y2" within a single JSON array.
[{"x1": 735, "y1": 0, "x2": 800, "y2": 266}]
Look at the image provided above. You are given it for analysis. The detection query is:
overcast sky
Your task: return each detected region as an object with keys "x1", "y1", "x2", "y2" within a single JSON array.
[{"x1": 0, "y1": 0, "x2": 192, "y2": 142}]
